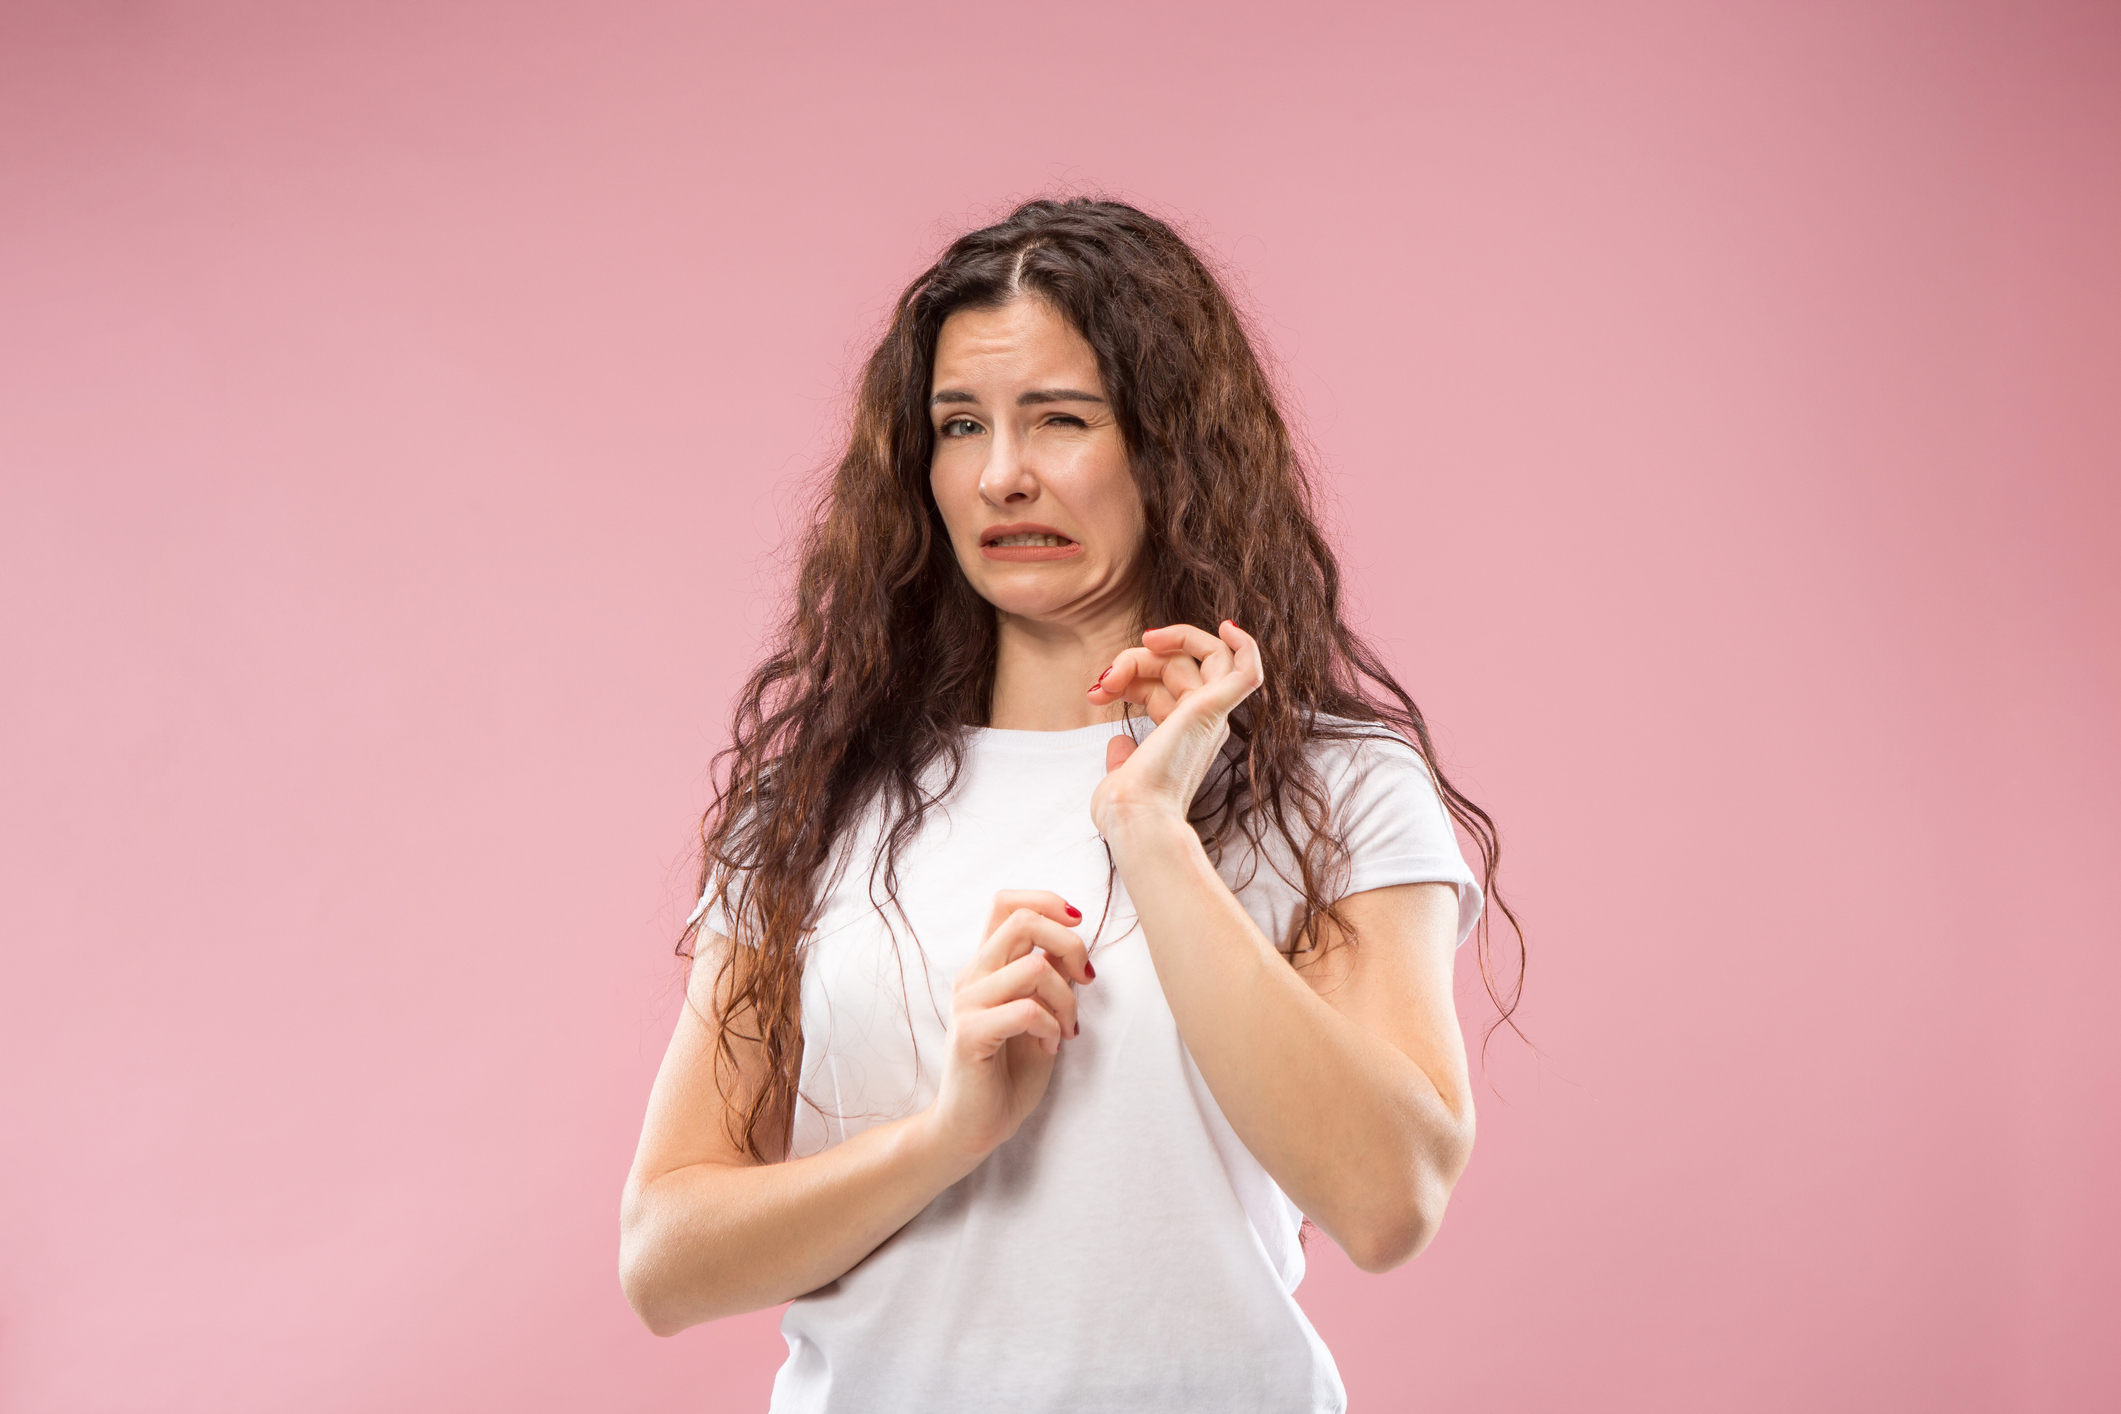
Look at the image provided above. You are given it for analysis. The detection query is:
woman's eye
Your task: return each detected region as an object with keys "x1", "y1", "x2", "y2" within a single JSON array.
[
  {"x1": 1046, "y1": 415, "x2": 1088, "y2": 428},
  {"x1": 940, "y1": 418, "x2": 982, "y2": 437}
]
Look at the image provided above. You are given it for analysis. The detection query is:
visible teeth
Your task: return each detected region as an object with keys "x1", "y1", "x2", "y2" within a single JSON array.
[{"x1": 991, "y1": 533, "x2": 1069, "y2": 547}]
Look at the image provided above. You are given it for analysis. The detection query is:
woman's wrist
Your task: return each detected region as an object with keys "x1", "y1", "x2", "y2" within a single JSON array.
[
  {"x1": 1101, "y1": 808, "x2": 1209, "y2": 871},
  {"x1": 895, "y1": 1107, "x2": 994, "y2": 1188}
]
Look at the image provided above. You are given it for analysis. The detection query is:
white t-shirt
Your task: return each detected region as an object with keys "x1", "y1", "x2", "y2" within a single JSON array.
[{"x1": 690, "y1": 715, "x2": 1481, "y2": 1414}]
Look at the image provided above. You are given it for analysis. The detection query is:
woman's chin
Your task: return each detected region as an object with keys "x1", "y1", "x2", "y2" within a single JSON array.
[
  {"x1": 962, "y1": 555, "x2": 1139, "y2": 626},
  {"x1": 986, "y1": 594, "x2": 1076, "y2": 622},
  {"x1": 973, "y1": 574, "x2": 1091, "y2": 621}
]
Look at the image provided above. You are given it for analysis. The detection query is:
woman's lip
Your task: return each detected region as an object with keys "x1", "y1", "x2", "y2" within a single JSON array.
[
  {"x1": 981, "y1": 541, "x2": 1083, "y2": 562},
  {"x1": 979, "y1": 522, "x2": 1072, "y2": 546},
  {"x1": 978, "y1": 522, "x2": 1080, "y2": 562}
]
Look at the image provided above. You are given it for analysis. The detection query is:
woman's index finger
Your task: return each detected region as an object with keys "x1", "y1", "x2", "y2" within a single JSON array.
[
  {"x1": 1142, "y1": 621, "x2": 1229, "y2": 657},
  {"x1": 982, "y1": 890, "x2": 1080, "y2": 942},
  {"x1": 972, "y1": 906, "x2": 1094, "y2": 986},
  {"x1": 1087, "y1": 646, "x2": 1175, "y2": 705}
]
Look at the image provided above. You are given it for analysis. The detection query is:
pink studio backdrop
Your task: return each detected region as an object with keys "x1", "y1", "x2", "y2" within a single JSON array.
[{"x1": 3, "y1": 2, "x2": 2115, "y2": 1410}]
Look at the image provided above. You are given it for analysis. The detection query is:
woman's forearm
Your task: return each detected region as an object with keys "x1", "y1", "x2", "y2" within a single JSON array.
[
  {"x1": 621, "y1": 1109, "x2": 980, "y2": 1335},
  {"x1": 1108, "y1": 814, "x2": 1473, "y2": 1270}
]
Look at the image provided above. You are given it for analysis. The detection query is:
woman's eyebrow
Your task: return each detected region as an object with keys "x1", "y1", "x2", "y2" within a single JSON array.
[
  {"x1": 928, "y1": 388, "x2": 1108, "y2": 406},
  {"x1": 1017, "y1": 389, "x2": 1106, "y2": 405}
]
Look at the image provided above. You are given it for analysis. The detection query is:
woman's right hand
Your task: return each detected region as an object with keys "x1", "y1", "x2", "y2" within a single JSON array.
[
  {"x1": 928, "y1": 891, "x2": 1095, "y2": 1160},
  {"x1": 624, "y1": 893, "x2": 1094, "y2": 1332}
]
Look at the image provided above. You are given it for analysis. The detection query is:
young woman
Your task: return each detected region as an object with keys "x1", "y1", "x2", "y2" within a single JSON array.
[{"x1": 621, "y1": 198, "x2": 1518, "y2": 1412}]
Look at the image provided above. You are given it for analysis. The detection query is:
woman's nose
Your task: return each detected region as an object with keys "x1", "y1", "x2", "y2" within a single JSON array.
[{"x1": 978, "y1": 434, "x2": 1040, "y2": 505}]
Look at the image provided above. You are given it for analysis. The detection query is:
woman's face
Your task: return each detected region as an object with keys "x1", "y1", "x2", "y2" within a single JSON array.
[{"x1": 928, "y1": 297, "x2": 1146, "y2": 626}]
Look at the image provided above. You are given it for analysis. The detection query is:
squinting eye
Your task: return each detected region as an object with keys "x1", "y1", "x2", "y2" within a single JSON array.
[{"x1": 940, "y1": 417, "x2": 983, "y2": 437}]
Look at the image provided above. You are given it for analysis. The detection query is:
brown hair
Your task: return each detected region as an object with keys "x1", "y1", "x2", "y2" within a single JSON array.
[{"x1": 689, "y1": 197, "x2": 1522, "y2": 1160}]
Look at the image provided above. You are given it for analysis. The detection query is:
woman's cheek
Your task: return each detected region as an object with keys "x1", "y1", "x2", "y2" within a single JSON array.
[{"x1": 929, "y1": 464, "x2": 971, "y2": 532}]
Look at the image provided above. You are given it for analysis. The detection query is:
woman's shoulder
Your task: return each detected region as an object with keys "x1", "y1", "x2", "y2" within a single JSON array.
[
  {"x1": 1286, "y1": 713, "x2": 1463, "y2": 850},
  {"x1": 1296, "y1": 713, "x2": 1434, "y2": 786}
]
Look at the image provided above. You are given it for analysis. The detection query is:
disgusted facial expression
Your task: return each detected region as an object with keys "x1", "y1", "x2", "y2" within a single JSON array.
[{"x1": 928, "y1": 297, "x2": 1147, "y2": 627}]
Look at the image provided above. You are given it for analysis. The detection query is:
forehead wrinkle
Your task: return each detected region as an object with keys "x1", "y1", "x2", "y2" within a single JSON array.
[{"x1": 931, "y1": 301, "x2": 1102, "y2": 405}]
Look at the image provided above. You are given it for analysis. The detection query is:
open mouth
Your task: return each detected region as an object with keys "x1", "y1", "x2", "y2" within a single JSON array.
[
  {"x1": 985, "y1": 532, "x2": 1073, "y2": 548},
  {"x1": 979, "y1": 524, "x2": 1082, "y2": 561}
]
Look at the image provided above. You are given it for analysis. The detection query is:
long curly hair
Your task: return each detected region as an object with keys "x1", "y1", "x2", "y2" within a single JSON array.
[{"x1": 689, "y1": 197, "x2": 1522, "y2": 1160}]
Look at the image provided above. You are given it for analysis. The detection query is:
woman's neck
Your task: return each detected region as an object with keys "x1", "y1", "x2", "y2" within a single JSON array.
[{"x1": 986, "y1": 605, "x2": 1143, "y2": 732}]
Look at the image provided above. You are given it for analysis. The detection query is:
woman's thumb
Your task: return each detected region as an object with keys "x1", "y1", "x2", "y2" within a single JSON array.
[{"x1": 1105, "y1": 734, "x2": 1137, "y2": 773}]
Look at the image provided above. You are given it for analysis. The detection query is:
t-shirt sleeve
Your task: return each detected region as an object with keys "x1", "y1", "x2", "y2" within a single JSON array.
[
  {"x1": 685, "y1": 790, "x2": 772, "y2": 947},
  {"x1": 683, "y1": 883, "x2": 734, "y2": 944},
  {"x1": 685, "y1": 843, "x2": 756, "y2": 946},
  {"x1": 1326, "y1": 731, "x2": 1485, "y2": 948}
]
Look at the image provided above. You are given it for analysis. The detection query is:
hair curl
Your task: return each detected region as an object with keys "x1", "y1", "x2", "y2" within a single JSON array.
[{"x1": 690, "y1": 197, "x2": 1522, "y2": 1160}]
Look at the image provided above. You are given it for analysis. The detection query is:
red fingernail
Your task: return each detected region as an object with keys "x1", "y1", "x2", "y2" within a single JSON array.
[
  {"x1": 1073, "y1": 1021, "x2": 1081, "y2": 1037},
  {"x1": 1065, "y1": 904, "x2": 1081, "y2": 919},
  {"x1": 1084, "y1": 961, "x2": 1097, "y2": 980}
]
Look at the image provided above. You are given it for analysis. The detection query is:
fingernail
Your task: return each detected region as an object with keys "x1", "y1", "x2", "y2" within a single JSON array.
[
  {"x1": 1073, "y1": 1021, "x2": 1081, "y2": 1037},
  {"x1": 1065, "y1": 904, "x2": 1081, "y2": 919},
  {"x1": 1083, "y1": 961, "x2": 1097, "y2": 980}
]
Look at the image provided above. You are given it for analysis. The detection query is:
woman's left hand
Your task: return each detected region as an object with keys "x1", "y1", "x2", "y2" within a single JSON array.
[{"x1": 1086, "y1": 620, "x2": 1264, "y2": 840}]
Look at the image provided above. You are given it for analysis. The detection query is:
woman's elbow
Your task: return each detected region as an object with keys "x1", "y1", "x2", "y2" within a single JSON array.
[
  {"x1": 1344, "y1": 1121, "x2": 1475, "y2": 1274},
  {"x1": 619, "y1": 1189, "x2": 691, "y2": 1338},
  {"x1": 620, "y1": 1242, "x2": 671, "y2": 1337},
  {"x1": 620, "y1": 1256, "x2": 685, "y2": 1339},
  {"x1": 636, "y1": 1307, "x2": 691, "y2": 1341},
  {"x1": 1341, "y1": 1197, "x2": 1440, "y2": 1273}
]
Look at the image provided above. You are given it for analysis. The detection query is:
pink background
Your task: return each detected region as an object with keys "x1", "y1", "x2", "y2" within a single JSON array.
[{"x1": 3, "y1": 2, "x2": 2115, "y2": 1410}]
